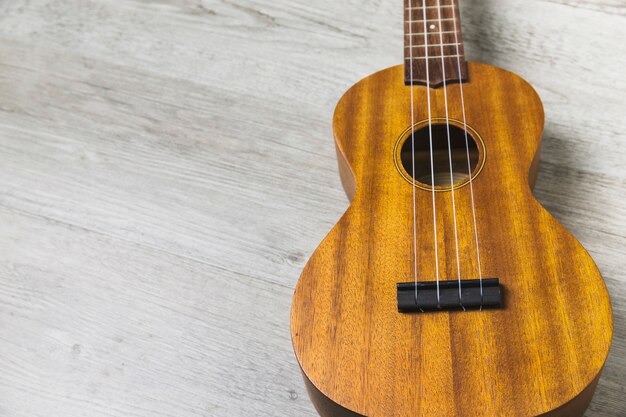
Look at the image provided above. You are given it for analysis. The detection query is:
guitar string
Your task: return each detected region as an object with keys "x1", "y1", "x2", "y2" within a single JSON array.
[
  {"x1": 435, "y1": 0, "x2": 464, "y2": 309},
  {"x1": 407, "y1": 0, "x2": 420, "y2": 307},
  {"x1": 420, "y1": 0, "x2": 441, "y2": 307},
  {"x1": 449, "y1": 0, "x2": 484, "y2": 306}
]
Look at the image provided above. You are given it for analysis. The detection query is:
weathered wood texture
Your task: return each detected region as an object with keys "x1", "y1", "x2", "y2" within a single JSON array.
[{"x1": 0, "y1": 1, "x2": 624, "y2": 416}]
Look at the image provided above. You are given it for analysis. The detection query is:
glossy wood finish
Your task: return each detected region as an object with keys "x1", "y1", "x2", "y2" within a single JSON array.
[
  {"x1": 291, "y1": 62, "x2": 613, "y2": 417},
  {"x1": 404, "y1": 0, "x2": 468, "y2": 86}
]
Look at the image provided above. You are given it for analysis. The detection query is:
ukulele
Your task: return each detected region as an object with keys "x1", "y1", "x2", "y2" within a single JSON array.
[{"x1": 290, "y1": 1, "x2": 613, "y2": 416}]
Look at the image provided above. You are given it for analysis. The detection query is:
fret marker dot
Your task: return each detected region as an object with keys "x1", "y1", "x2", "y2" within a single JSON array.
[{"x1": 429, "y1": 24, "x2": 436, "y2": 30}]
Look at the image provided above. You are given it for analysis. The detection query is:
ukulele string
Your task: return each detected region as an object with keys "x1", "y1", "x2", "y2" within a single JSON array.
[
  {"x1": 435, "y1": 0, "x2": 464, "y2": 309},
  {"x1": 407, "y1": 0, "x2": 420, "y2": 307},
  {"x1": 449, "y1": 0, "x2": 484, "y2": 306},
  {"x1": 447, "y1": 7, "x2": 493, "y2": 404},
  {"x1": 421, "y1": 0, "x2": 441, "y2": 307}
]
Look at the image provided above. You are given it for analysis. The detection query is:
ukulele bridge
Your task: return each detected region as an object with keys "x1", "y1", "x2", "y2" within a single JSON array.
[{"x1": 397, "y1": 278, "x2": 502, "y2": 312}]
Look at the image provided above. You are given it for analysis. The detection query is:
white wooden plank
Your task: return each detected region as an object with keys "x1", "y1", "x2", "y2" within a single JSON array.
[{"x1": 0, "y1": 0, "x2": 624, "y2": 416}]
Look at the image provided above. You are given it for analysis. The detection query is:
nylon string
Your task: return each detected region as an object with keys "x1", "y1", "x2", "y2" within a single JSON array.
[
  {"x1": 407, "y1": 0, "x2": 420, "y2": 308},
  {"x1": 449, "y1": 0, "x2": 484, "y2": 306},
  {"x1": 435, "y1": 0, "x2": 464, "y2": 309},
  {"x1": 421, "y1": 0, "x2": 441, "y2": 306}
]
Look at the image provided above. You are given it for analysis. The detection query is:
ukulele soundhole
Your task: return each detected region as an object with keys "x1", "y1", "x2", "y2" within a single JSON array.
[{"x1": 396, "y1": 121, "x2": 484, "y2": 191}]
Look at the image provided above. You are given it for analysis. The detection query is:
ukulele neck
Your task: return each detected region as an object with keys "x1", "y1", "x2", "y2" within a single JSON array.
[{"x1": 404, "y1": 0, "x2": 468, "y2": 86}]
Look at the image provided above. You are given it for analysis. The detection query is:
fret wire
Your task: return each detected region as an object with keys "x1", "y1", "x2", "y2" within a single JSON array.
[
  {"x1": 405, "y1": 42, "x2": 461, "y2": 48},
  {"x1": 405, "y1": 54, "x2": 463, "y2": 60},
  {"x1": 407, "y1": 17, "x2": 456, "y2": 23},
  {"x1": 404, "y1": 30, "x2": 458, "y2": 36},
  {"x1": 405, "y1": 4, "x2": 454, "y2": 9}
]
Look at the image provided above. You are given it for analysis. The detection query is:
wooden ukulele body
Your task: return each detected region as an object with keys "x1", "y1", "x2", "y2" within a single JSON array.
[{"x1": 290, "y1": 63, "x2": 613, "y2": 417}]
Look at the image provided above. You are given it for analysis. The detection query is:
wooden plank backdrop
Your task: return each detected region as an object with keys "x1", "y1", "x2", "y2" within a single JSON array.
[{"x1": 0, "y1": 0, "x2": 623, "y2": 416}]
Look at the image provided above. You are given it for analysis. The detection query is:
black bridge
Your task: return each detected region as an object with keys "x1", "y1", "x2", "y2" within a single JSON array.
[{"x1": 397, "y1": 278, "x2": 502, "y2": 312}]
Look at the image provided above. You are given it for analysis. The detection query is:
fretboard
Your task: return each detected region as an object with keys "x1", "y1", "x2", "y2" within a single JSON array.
[{"x1": 404, "y1": 0, "x2": 468, "y2": 86}]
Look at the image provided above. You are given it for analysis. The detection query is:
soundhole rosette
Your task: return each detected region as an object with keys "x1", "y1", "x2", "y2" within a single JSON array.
[{"x1": 393, "y1": 118, "x2": 486, "y2": 192}]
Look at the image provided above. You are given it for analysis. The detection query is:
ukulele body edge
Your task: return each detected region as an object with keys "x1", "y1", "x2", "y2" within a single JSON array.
[{"x1": 290, "y1": 62, "x2": 613, "y2": 417}]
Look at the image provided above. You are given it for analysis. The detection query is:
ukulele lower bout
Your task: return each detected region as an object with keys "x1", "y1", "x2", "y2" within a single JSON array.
[{"x1": 291, "y1": 62, "x2": 612, "y2": 417}]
